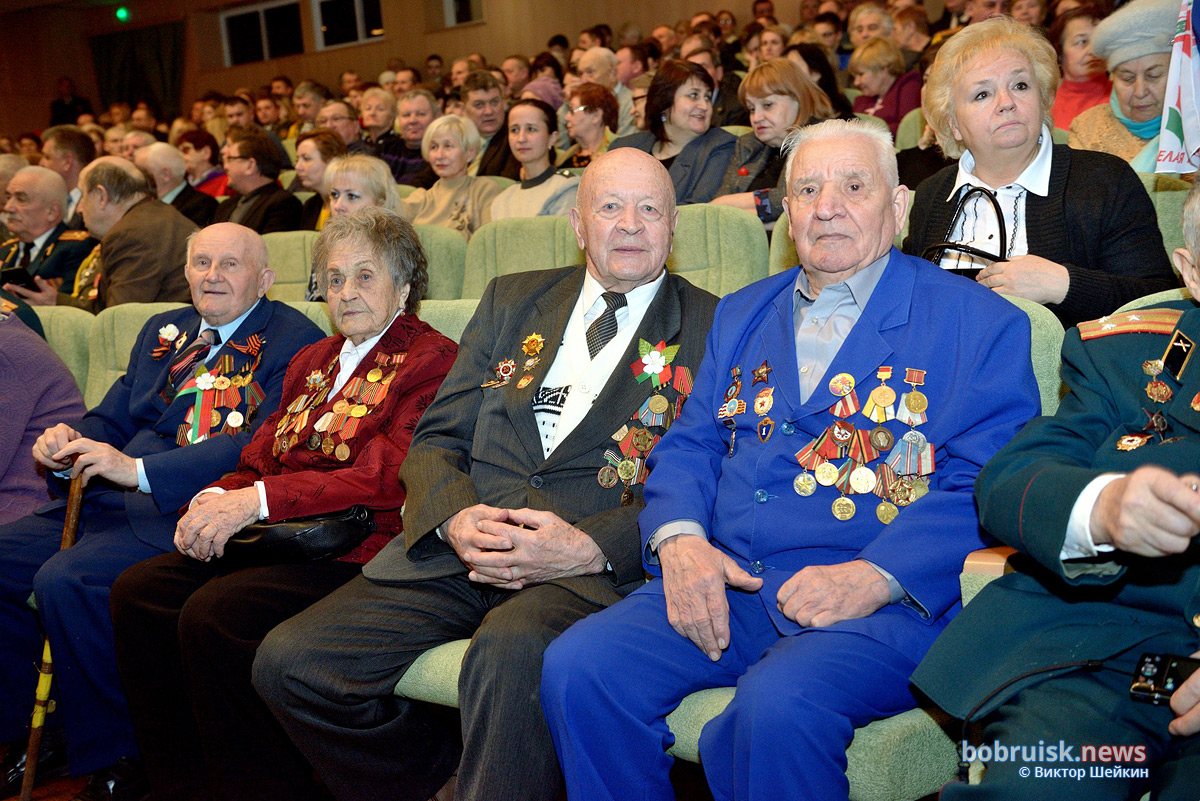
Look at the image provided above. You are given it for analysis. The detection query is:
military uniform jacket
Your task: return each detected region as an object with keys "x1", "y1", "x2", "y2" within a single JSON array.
[
  {"x1": 49, "y1": 300, "x2": 324, "y2": 545},
  {"x1": 209, "y1": 313, "x2": 458, "y2": 565},
  {"x1": 913, "y1": 301, "x2": 1200, "y2": 719},
  {"x1": 0, "y1": 221, "x2": 96, "y2": 287},
  {"x1": 367, "y1": 266, "x2": 719, "y2": 607},
  {"x1": 641, "y1": 250, "x2": 1041, "y2": 666}
]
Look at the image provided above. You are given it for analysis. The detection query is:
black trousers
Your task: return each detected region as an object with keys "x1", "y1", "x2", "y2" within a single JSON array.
[
  {"x1": 109, "y1": 552, "x2": 361, "y2": 801},
  {"x1": 253, "y1": 573, "x2": 604, "y2": 801}
]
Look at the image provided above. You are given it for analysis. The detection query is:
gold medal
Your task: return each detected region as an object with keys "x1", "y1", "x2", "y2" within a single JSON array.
[
  {"x1": 631, "y1": 429, "x2": 654, "y2": 453},
  {"x1": 350, "y1": 404, "x2": 368, "y2": 418},
  {"x1": 213, "y1": 376, "x2": 232, "y2": 391},
  {"x1": 522, "y1": 332, "x2": 545, "y2": 356},
  {"x1": 793, "y1": 471, "x2": 816, "y2": 496},
  {"x1": 849, "y1": 465, "x2": 878, "y2": 494},
  {"x1": 832, "y1": 496, "x2": 856, "y2": 521},
  {"x1": 1146, "y1": 381, "x2": 1173, "y2": 403},
  {"x1": 335, "y1": 442, "x2": 351, "y2": 461},
  {"x1": 321, "y1": 436, "x2": 335, "y2": 456},
  {"x1": 891, "y1": 478, "x2": 915, "y2": 507},
  {"x1": 1117, "y1": 433, "x2": 1152, "y2": 451},
  {"x1": 910, "y1": 476, "x2": 930, "y2": 500},
  {"x1": 332, "y1": 399, "x2": 350, "y2": 414},
  {"x1": 597, "y1": 465, "x2": 619, "y2": 488},
  {"x1": 648, "y1": 394, "x2": 670, "y2": 415},
  {"x1": 815, "y1": 462, "x2": 839, "y2": 486},
  {"x1": 876, "y1": 501, "x2": 899, "y2": 525},
  {"x1": 754, "y1": 387, "x2": 774, "y2": 416},
  {"x1": 904, "y1": 390, "x2": 928, "y2": 414},
  {"x1": 307, "y1": 433, "x2": 322, "y2": 450},
  {"x1": 210, "y1": 409, "x2": 222, "y2": 427},
  {"x1": 1192, "y1": 392, "x2": 1200, "y2": 412},
  {"x1": 617, "y1": 459, "x2": 638, "y2": 481},
  {"x1": 367, "y1": 367, "x2": 383, "y2": 383}
]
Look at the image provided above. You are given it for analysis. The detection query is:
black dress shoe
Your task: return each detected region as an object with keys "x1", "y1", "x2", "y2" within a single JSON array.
[
  {"x1": 0, "y1": 729, "x2": 69, "y2": 800},
  {"x1": 71, "y1": 757, "x2": 149, "y2": 801}
]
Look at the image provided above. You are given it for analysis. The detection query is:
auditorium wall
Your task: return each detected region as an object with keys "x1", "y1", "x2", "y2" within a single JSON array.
[{"x1": 0, "y1": 0, "x2": 720, "y2": 136}]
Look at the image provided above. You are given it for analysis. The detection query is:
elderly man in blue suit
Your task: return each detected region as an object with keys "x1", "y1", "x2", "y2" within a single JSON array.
[
  {"x1": 540, "y1": 119, "x2": 1041, "y2": 801},
  {"x1": 0, "y1": 222, "x2": 322, "y2": 800}
]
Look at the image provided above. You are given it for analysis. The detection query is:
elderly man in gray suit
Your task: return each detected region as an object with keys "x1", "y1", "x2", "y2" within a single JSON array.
[{"x1": 253, "y1": 148, "x2": 719, "y2": 801}]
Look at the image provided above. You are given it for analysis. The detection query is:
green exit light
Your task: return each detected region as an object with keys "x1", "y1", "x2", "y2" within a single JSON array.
[{"x1": 115, "y1": 6, "x2": 130, "y2": 22}]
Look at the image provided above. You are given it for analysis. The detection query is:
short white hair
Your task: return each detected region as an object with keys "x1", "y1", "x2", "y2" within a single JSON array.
[
  {"x1": 782, "y1": 118, "x2": 898, "y2": 192},
  {"x1": 137, "y1": 142, "x2": 186, "y2": 182}
]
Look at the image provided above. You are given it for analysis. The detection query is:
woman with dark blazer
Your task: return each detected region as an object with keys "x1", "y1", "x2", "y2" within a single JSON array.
[
  {"x1": 903, "y1": 16, "x2": 1177, "y2": 327},
  {"x1": 610, "y1": 59, "x2": 736, "y2": 205}
]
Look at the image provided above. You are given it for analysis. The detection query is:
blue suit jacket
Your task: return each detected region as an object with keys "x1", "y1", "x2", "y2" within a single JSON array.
[
  {"x1": 54, "y1": 299, "x2": 324, "y2": 545},
  {"x1": 640, "y1": 249, "x2": 1040, "y2": 665}
]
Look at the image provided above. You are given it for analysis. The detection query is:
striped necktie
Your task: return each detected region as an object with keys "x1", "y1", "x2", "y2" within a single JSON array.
[
  {"x1": 585, "y1": 291, "x2": 627, "y2": 359},
  {"x1": 169, "y1": 328, "x2": 220, "y2": 389}
]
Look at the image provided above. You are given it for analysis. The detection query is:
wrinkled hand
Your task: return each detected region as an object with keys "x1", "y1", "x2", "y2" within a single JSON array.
[
  {"x1": 468, "y1": 508, "x2": 607, "y2": 589},
  {"x1": 45, "y1": 436, "x2": 139, "y2": 488},
  {"x1": 1169, "y1": 649, "x2": 1200, "y2": 736},
  {"x1": 4, "y1": 276, "x2": 60, "y2": 306},
  {"x1": 976, "y1": 255, "x2": 1069, "y2": 305},
  {"x1": 174, "y1": 487, "x2": 261, "y2": 561},
  {"x1": 659, "y1": 535, "x2": 763, "y2": 661},
  {"x1": 443, "y1": 503, "x2": 513, "y2": 562},
  {"x1": 32, "y1": 423, "x2": 81, "y2": 470},
  {"x1": 1090, "y1": 467, "x2": 1200, "y2": 557},
  {"x1": 776, "y1": 560, "x2": 890, "y2": 627}
]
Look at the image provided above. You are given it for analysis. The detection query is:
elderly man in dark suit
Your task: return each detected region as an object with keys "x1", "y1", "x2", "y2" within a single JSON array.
[
  {"x1": 133, "y1": 142, "x2": 218, "y2": 228},
  {"x1": 911, "y1": 182, "x2": 1200, "y2": 799},
  {"x1": 0, "y1": 222, "x2": 323, "y2": 799},
  {"x1": 254, "y1": 148, "x2": 720, "y2": 801},
  {"x1": 5, "y1": 156, "x2": 195, "y2": 313},
  {"x1": 0, "y1": 165, "x2": 95, "y2": 291},
  {"x1": 211, "y1": 127, "x2": 301, "y2": 234}
]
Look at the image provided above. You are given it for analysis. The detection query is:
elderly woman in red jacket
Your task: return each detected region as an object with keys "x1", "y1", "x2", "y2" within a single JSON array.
[{"x1": 108, "y1": 207, "x2": 458, "y2": 801}]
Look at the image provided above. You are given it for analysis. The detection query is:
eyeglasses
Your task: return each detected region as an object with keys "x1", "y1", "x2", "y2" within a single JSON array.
[{"x1": 567, "y1": 105, "x2": 592, "y2": 114}]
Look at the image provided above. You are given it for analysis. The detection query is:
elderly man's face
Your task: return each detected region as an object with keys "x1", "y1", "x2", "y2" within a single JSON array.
[
  {"x1": 4, "y1": 172, "x2": 59, "y2": 240},
  {"x1": 450, "y1": 60, "x2": 473, "y2": 87},
  {"x1": 570, "y1": 150, "x2": 677, "y2": 294},
  {"x1": 39, "y1": 140, "x2": 71, "y2": 180},
  {"x1": 465, "y1": 88, "x2": 504, "y2": 137},
  {"x1": 294, "y1": 94, "x2": 320, "y2": 123},
  {"x1": 317, "y1": 103, "x2": 362, "y2": 145},
  {"x1": 324, "y1": 239, "x2": 410, "y2": 346},
  {"x1": 580, "y1": 54, "x2": 617, "y2": 89},
  {"x1": 652, "y1": 26, "x2": 678, "y2": 55},
  {"x1": 185, "y1": 223, "x2": 273, "y2": 326},
  {"x1": 851, "y1": 11, "x2": 888, "y2": 46},
  {"x1": 782, "y1": 134, "x2": 907, "y2": 288}
]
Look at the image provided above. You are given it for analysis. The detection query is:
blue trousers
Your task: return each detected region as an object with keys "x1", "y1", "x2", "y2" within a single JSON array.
[
  {"x1": 541, "y1": 578, "x2": 918, "y2": 801},
  {"x1": 0, "y1": 495, "x2": 167, "y2": 774}
]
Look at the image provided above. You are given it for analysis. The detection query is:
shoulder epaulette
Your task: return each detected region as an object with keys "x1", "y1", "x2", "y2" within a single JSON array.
[
  {"x1": 1078, "y1": 308, "x2": 1184, "y2": 340},
  {"x1": 57, "y1": 229, "x2": 91, "y2": 241},
  {"x1": 0, "y1": 238, "x2": 17, "y2": 247},
  {"x1": 1, "y1": 298, "x2": 16, "y2": 313}
]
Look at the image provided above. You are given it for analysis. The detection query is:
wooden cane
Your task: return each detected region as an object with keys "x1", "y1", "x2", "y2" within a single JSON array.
[{"x1": 19, "y1": 473, "x2": 84, "y2": 801}]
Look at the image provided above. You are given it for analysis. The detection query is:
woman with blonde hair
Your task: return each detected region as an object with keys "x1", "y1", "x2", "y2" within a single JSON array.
[
  {"x1": 849, "y1": 36, "x2": 920, "y2": 135},
  {"x1": 397, "y1": 114, "x2": 503, "y2": 240},
  {"x1": 904, "y1": 16, "x2": 1177, "y2": 326},
  {"x1": 712, "y1": 58, "x2": 833, "y2": 223}
]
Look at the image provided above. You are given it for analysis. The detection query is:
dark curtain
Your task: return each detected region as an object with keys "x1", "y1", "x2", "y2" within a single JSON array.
[{"x1": 89, "y1": 21, "x2": 186, "y2": 121}]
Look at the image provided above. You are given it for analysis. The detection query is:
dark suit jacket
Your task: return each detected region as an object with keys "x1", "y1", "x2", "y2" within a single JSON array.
[
  {"x1": 210, "y1": 313, "x2": 457, "y2": 565},
  {"x1": 476, "y1": 132, "x2": 522, "y2": 180},
  {"x1": 611, "y1": 128, "x2": 736, "y2": 205},
  {"x1": 366, "y1": 266, "x2": 719, "y2": 607},
  {"x1": 211, "y1": 182, "x2": 303, "y2": 234},
  {"x1": 642, "y1": 251, "x2": 1040, "y2": 665},
  {"x1": 58, "y1": 197, "x2": 195, "y2": 314},
  {"x1": 904, "y1": 144, "x2": 1179, "y2": 327},
  {"x1": 48, "y1": 300, "x2": 324, "y2": 546},
  {"x1": 712, "y1": 71, "x2": 749, "y2": 128},
  {"x1": 913, "y1": 301, "x2": 1200, "y2": 719},
  {"x1": 0, "y1": 221, "x2": 96, "y2": 288},
  {"x1": 170, "y1": 183, "x2": 219, "y2": 228}
]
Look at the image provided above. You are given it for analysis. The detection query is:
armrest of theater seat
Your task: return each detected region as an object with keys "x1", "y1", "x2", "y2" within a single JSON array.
[{"x1": 960, "y1": 546, "x2": 1017, "y2": 606}]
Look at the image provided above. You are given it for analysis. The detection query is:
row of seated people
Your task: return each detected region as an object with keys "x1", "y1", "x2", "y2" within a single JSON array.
[{"x1": 1, "y1": 118, "x2": 1199, "y2": 801}]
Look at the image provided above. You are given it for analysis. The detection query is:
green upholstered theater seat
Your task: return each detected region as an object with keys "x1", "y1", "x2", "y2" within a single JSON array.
[
  {"x1": 86, "y1": 302, "x2": 188, "y2": 407},
  {"x1": 398, "y1": 184, "x2": 417, "y2": 199},
  {"x1": 1000, "y1": 295, "x2": 1066, "y2": 415},
  {"x1": 894, "y1": 108, "x2": 925, "y2": 152},
  {"x1": 721, "y1": 125, "x2": 752, "y2": 138},
  {"x1": 1116, "y1": 287, "x2": 1193, "y2": 313},
  {"x1": 263, "y1": 230, "x2": 320, "y2": 302},
  {"x1": 462, "y1": 217, "x2": 583, "y2": 299},
  {"x1": 278, "y1": 170, "x2": 297, "y2": 189},
  {"x1": 417, "y1": 299, "x2": 479, "y2": 343},
  {"x1": 32, "y1": 305, "x2": 95, "y2": 396},
  {"x1": 667, "y1": 204, "x2": 768, "y2": 295},
  {"x1": 284, "y1": 301, "x2": 334, "y2": 336},
  {"x1": 416, "y1": 224, "x2": 469, "y2": 300},
  {"x1": 1137, "y1": 172, "x2": 1190, "y2": 266}
]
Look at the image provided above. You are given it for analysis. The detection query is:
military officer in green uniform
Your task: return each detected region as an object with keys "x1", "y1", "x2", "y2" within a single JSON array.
[
  {"x1": 912, "y1": 182, "x2": 1200, "y2": 800},
  {"x1": 0, "y1": 166, "x2": 95, "y2": 292}
]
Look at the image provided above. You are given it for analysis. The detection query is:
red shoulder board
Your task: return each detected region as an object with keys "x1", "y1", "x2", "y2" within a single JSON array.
[{"x1": 1078, "y1": 308, "x2": 1184, "y2": 341}]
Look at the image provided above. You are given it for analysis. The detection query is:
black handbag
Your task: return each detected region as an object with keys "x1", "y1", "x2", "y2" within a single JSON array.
[
  {"x1": 222, "y1": 505, "x2": 375, "y2": 566},
  {"x1": 920, "y1": 185, "x2": 1009, "y2": 280}
]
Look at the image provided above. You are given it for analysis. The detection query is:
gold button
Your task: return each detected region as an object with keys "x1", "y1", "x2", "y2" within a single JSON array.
[
  {"x1": 1193, "y1": 613, "x2": 1200, "y2": 627},
  {"x1": 800, "y1": 366, "x2": 809, "y2": 373}
]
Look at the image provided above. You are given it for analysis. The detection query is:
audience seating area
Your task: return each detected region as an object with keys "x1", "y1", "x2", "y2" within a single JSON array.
[{"x1": 23, "y1": 193, "x2": 1183, "y2": 800}]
